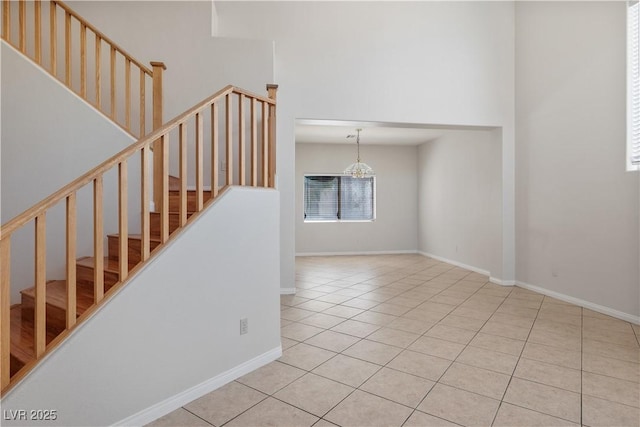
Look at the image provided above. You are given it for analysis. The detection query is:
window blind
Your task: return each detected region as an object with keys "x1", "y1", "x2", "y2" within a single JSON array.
[
  {"x1": 629, "y1": 1, "x2": 640, "y2": 167},
  {"x1": 304, "y1": 176, "x2": 339, "y2": 221},
  {"x1": 340, "y1": 176, "x2": 374, "y2": 220},
  {"x1": 304, "y1": 175, "x2": 375, "y2": 221}
]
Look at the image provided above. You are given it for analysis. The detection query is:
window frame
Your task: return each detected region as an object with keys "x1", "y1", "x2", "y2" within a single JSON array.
[
  {"x1": 628, "y1": 0, "x2": 639, "y2": 171},
  {"x1": 303, "y1": 174, "x2": 377, "y2": 223}
]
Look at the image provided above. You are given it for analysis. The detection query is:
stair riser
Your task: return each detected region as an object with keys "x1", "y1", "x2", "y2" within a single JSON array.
[
  {"x1": 168, "y1": 191, "x2": 211, "y2": 212},
  {"x1": 18, "y1": 301, "x2": 66, "y2": 335},
  {"x1": 149, "y1": 213, "x2": 182, "y2": 238},
  {"x1": 76, "y1": 265, "x2": 119, "y2": 288},
  {"x1": 10, "y1": 354, "x2": 25, "y2": 377},
  {"x1": 107, "y1": 236, "x2": 161, "y2": 263},
  {"x1": 8, "y1": 187, "x2": 208, "y2": 387}
]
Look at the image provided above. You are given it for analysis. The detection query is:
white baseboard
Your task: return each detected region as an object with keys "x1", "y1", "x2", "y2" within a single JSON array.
[
  {"x1": 294, "y1": 249, "x2": 639, "y2": 325},
  {"x1": 490, "y1": 277, "x2": 515, "y2": 287},
  {"x1": 115, "y1": 346, "x2": 282, "y2": 426},
  {"x1": 296, "y1": 250, "x2": 418, "y2": 257},
  {"x1": 418, "y1": 252, "x2": 491, "y2": 277},
  {"x1": 516, "y1": 281, "x2": 640, "y2": 325}
]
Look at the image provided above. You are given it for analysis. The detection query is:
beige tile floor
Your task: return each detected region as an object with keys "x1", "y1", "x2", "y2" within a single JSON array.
[{"x1": 149, "y1": 254, "x2": 640, "y2": 427}]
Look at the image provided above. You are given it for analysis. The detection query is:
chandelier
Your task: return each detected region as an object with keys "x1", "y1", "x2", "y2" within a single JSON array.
[{"x1": 344, "y1": 128, "x2": 375, "y2": 178}]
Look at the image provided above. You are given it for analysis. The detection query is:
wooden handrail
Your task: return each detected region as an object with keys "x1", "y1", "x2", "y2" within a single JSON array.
[
  {"x1": 1, "y1": 0, "x2": 163, "y2": 138},
  {"x1": 3, "y1": 84, "x2": 273, "y2": 236},
  {"x1": 50, "y1": 0, "x2": 152, "y2": 75},
  {"x1": 1, "y1": 83, "x2": 277, "y2": 393},
  {"x1": 1, "y1": 84, "x2": 238, "y2": 236}
]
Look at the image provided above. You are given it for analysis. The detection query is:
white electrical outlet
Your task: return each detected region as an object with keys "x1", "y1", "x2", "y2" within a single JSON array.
[{"x1": 240, "y1": 318, "x2": 248, "y2": 335}]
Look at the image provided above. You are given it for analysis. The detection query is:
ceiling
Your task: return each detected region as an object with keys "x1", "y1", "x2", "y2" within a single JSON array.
[{"x1": 295, "y1": 119, "x2": 497, "y2": 146}]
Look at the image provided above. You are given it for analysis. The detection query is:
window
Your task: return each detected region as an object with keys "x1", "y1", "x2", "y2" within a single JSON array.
[
  {"x1": 628, "y1": 0, "x2": 640, "y2": 170},
  {"x1": 304, "y1": 175, "x2": 375, "y2": 222}
]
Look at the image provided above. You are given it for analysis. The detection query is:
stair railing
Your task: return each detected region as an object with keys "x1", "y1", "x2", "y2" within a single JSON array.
[
  {"x1": 1, "y1": 0, "x2": 165, "y2": 138},
  {"x1": 0, "y1": 84, "x2": 278, "y2": 394}
]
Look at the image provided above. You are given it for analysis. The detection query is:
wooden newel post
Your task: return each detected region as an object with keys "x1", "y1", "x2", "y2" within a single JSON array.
[
  {"x1": 266, "y1": 84, "x2": 278, "y2": 188},
  {"x1": 151, "y1": 61, "x2": 166, "y2": 210}
]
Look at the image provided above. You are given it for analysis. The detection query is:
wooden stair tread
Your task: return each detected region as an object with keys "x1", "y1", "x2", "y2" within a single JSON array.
[
  {"x1": 10, "y1": 306, "x2": 59, "y2": 366},
  {"x1": 168, "y1": 190, "x2": 212, "y2": 194},
  {"x1": 7, "y1": 177, "x2": 218, "y2": 386},
  {"x1": 106, "y1": 233, "x2": 161, "y2": 243},
  {"x1": 167, "y1": 190, "x2": 212, "y2": 210},
  {"x1": 151, "y1": 211, "x2": 196, "y2": 214},
  {"x1": 76, "y1": 256, "x2": 136, "y2": 273},
  {"x1": 168, "y1": 176, "x2": 213, "y2": 195},
  {"x1": 20, "y1": 280, "x2": 94, "y2": 315},
  {"x1": 168, "y1": 175, "x2": 211, "y2": 194}
]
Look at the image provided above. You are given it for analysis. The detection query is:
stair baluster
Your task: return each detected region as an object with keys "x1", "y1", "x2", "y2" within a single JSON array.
[
  {"x1": 0, "y1": 0, "x2": 165, "y2": 139},
  {"x1": 1, "y1": 84, "x2": 278, "y2": 395}
]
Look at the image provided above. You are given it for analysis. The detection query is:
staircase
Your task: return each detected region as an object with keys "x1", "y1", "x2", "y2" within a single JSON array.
[
  {"x1": 2, "y1": 84, "x2": 277, "y2": 395},
  {"x1": 8, "y1": 182, "x2": 204, "y2": 378},
  {"x1": 1, "y1": 0, "x2": 278, "y2": 396}
]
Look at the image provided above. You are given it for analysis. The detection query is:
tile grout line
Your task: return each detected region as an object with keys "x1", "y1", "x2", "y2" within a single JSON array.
[
  {"x1": 180, "y1": 407, "x2": 216, "y2": 427},
  {"x1": 393, "y1": 272, "x2": 513, "y2": 426},
  {"x1": 293, "y1": 258, "x2": 460, "y2": 425},
  {"x1": 327, "y1": 262, "x2": 511, "y2": 424},
  {"x1": 207, "y1": 387, "x2": 270, "y2": 427},
  {"x1": 282, "y1": 255, "x2": 639, "y2": 427},
  {"x1": 489, "y1": 293, "x2": 541, "y2": 427},
  {"x1": 368, "y1": 260, "x2": 471, "y2": 427},
  {"x1": 296, "y1": 257, "x2": 445, "y2": 425}
]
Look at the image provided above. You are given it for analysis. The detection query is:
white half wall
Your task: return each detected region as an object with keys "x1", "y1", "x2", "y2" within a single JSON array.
[
  {"x1": 515, "y1": 2, "x2": 639, "y2": 318},
  {"x1": 216, "y1": 1, "x2": 517, "y2": 293},
  {"x1": 417, "y1": 129, "x2": 503, "y2": 280},
  {"x1": 296, "y1": 143, "x2": 418, "y2": 255},
  {"x1": 1, "y1": 41, "x2": 138, "y2": 302},
  {"x1": 1, "y1": 187, "x2": 281, "y2": 427}
]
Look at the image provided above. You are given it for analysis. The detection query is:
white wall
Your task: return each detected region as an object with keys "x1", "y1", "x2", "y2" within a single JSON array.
[
  {"x1": 1, "y1": 187, "x2": 282, "y2": 427},
  {"x1": 66, "y1": 0, "x2": 275, "y2": 193},
  {"x1": 515, "y1": 2, "x2": 639, "y2": 319},
  {"x1": 66, "y1": 0, "x2": 275, "y2": 139},
  {"x1": 296, "y1": 143, "x2": 418, "y2": 255},
  {"x1": 216, "y1": 1, "x2": 517, "y2": 292},
  {"x1": 418, "y1": 130, "x2": 503, "y2": 280},
  {"x1": 1, "y1": 41, "x2": 139, "y2": 302}
]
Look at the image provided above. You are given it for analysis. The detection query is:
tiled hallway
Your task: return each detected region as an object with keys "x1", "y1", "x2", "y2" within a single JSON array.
[{"x1": 149, "y1": 255, "x2": 640, "y2": 427}]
